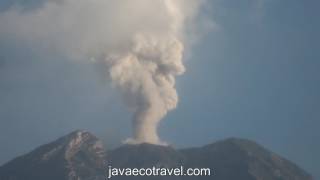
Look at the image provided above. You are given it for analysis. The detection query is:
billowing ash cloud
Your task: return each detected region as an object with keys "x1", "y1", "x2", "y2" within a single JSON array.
[
  {"x1": 0, "y1": 0, "x2": 205, "y2": 144},
  {"x1": 106, "y1": 34, "x2": 185, "y2": 144}
]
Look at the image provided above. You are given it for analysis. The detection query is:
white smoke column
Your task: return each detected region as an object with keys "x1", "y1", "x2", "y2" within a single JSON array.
[
  {"x1": 0, "y1": 0, "x2": 205, "y2": 145},
  {"x1": 106, "y1": 0, "x2": 196, "y2": 144},
  {"x1": 108, "y1": 34, "x2": 184, "y2": 144}
]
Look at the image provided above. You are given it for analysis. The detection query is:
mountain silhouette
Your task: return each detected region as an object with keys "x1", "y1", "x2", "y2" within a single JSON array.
[{"x1": 0, "y1": 130, "x2": 313, "y2": 180}]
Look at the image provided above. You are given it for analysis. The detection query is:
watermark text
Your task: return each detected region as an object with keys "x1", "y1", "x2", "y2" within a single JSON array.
[{"x1": 107, "y1": 166, "x2": 212, "y2": 179}]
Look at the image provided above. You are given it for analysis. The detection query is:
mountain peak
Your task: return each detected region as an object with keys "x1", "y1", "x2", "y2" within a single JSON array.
[
  {"x1": 64, "y1": 129, "x2": 91, "y2": 139},
  {"x1": 0, "y1": 130, "x2": 107, "y2": 180},
  {"x1": 33, "y1": 130, "x2": 105, "y2": 161},
  {"x1": 183, "y1": 138, "x2": 313, "y2": 180},
  {"x1": 0, "y1": 131, "x2": 313, "y2": 180},
  {"x1": 62, "y1": 130, "x2": 104, "y2": 160}
]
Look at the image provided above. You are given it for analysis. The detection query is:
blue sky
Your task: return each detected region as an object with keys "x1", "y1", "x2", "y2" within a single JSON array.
[{"x1": 0, "y1": 0, "x2": 319, "y2": 178}]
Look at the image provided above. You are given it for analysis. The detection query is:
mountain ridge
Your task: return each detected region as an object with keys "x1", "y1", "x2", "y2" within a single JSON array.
[{"x1": 0, "y1": 130, "x2": 313, "y2": 180}]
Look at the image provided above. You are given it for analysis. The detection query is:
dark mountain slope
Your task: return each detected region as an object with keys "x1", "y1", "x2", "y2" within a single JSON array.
[
  {"x1": 181, "y1": 138, "x2": 313, "y2": 180},
  {"x1": 0, "y1": 130, "x2": 106, "y2": 180},
  {"x1": 0, "y1": 131, "x2": 313, "y2": 180},
  {"x1": 108, "y1": 143, "x2": 184, "y2": 168}
]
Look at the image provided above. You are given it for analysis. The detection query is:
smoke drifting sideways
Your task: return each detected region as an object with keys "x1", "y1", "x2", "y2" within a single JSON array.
[{"x1": 0, "y1": 0, "x2": 206, "y2": 145}]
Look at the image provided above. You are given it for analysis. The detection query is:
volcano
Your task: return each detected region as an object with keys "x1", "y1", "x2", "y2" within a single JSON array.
[{"x1": 0, "y1": 130, "x2": 313, "y2": 180}]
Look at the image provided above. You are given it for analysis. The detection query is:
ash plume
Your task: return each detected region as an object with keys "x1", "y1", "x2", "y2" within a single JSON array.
[
  {"x1": 0, "y1": 0, "x2": 206, "y2": 144},
  {"x1": 107, "y1": 34, "x2": 184, "y2": 144}
]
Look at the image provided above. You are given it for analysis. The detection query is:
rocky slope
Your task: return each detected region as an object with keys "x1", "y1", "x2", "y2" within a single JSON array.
[
  {"x1": 0, "y1": 130, "x2": 106, "y2": 180},
  {"x1": 0, "y1": 130, "x2": 313, "y2": 180}
]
